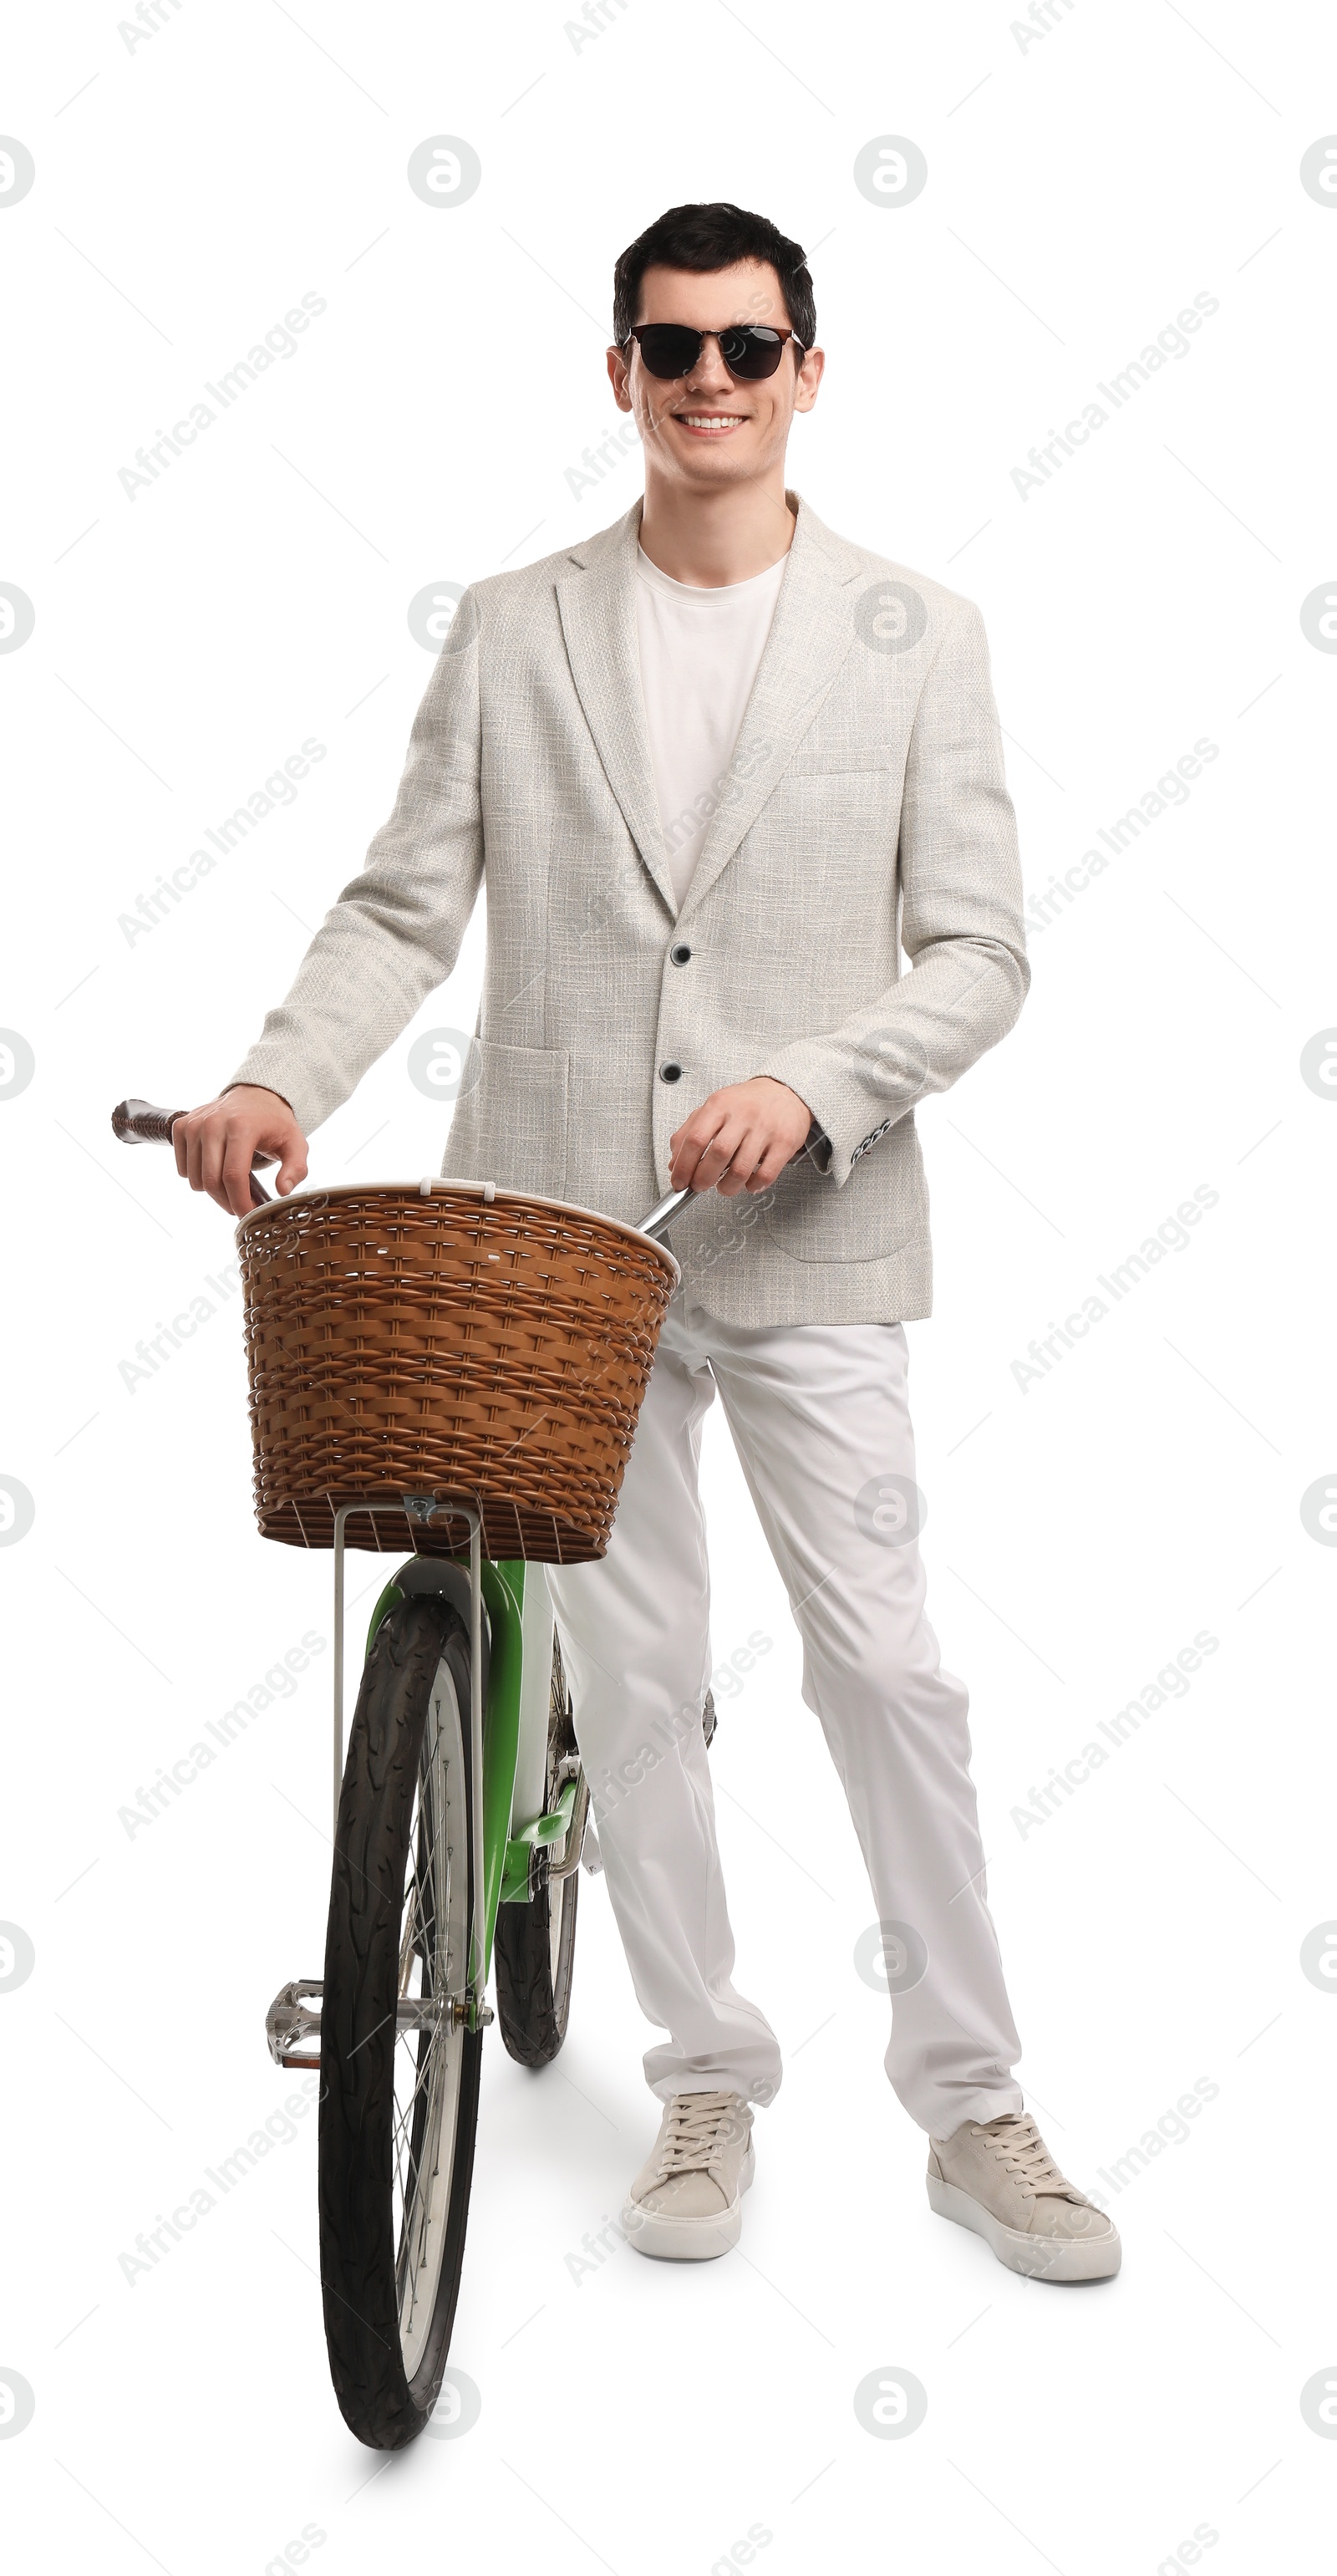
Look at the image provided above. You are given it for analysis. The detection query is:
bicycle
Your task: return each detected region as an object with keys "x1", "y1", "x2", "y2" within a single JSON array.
[{"x1": 112, "y1": 1097, "x2": 701, "y2": 2449}]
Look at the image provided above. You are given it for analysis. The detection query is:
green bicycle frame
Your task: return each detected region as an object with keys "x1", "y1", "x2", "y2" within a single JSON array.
[{"x1": 364, "y1": 1557, "x2": 577, "y2": 1983}]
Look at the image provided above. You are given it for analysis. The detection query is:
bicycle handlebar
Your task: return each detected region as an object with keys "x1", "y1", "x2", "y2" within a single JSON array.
[
  {"x1": 109, "y1": 1101, "x2": 826, "y2": 1236},
  {"x1": 636, "y1": 1118, "x2": 827, "y2": 1241}
]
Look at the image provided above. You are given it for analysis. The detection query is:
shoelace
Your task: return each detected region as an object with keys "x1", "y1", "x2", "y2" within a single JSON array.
[
  {"x1": 656, "y1": 2090, "x2": 746, "y2": 2178},
  {"x1": 973, "y1": 2113, "x2": 1079, "y2": 2198}
]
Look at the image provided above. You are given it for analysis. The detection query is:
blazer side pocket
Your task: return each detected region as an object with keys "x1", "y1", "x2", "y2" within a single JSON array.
[
  {"x1": 441, "y1": 1038, "x2": 569, "y2": 1203},
  {"x1": 760, "y1": 1117, "x2": 924, "y2": 1263}
]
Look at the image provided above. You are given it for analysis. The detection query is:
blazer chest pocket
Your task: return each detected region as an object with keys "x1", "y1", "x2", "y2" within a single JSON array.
[{"x1": 785, "y1": 744, "x2": 895, "y2": 777}]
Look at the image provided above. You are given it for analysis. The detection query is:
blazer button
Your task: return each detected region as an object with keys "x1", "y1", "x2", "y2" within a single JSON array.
[
  {"x1": 669, "y1": 942, "x2": 692, "y2": 965},
  {"x1": 658, "y1": 1061, "x2": 684, "y2": 1083}
]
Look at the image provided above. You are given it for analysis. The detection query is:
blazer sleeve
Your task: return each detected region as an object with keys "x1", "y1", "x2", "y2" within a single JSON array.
[
  {"x1": 225, "y1": 588, "x2": 485, "y2": 1137},
  {"x1": 752, "y1": 598, "x2": 1029, "y2": 1188}
]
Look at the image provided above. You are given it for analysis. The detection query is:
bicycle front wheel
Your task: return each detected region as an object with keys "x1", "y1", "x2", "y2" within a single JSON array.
[{"x1": 318, "y1": 1596, "x2": 481, "y2": 2449}]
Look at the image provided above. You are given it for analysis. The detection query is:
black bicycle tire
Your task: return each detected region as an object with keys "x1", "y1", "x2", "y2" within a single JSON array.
[
  {"x1": 318, "y1": 1596, "x2": 482, "y2": 2450},
  {"x1": 493, "y1": 1638, "x2": 579, "y2": 2069}
]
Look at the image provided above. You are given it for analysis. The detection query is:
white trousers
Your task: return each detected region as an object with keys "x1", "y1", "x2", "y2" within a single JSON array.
[{"x1": 546, "y1": 1293, "x2": 1025, "y2": 2138}]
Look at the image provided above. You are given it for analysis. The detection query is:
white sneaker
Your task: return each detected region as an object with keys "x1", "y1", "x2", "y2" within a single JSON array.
[
  {"x1": 622, "y1": 2090, "x2": 755, "y2": 2262},
  {"x1": 928, "y1": 2110, "x2": 1121, "y2": 2282}
]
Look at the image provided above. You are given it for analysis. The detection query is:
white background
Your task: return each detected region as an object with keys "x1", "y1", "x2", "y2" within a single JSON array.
[{"x1": 3, "y1": 3, "x2": 1335, "y2": 2568}]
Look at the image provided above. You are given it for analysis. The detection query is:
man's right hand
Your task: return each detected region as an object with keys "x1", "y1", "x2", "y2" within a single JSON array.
[{"x1": 172, "y1": 1085, "x2": 309, "y2": 1218}]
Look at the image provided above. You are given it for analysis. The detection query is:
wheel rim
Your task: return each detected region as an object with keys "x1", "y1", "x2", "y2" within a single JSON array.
[
  {"x1": 548, "y1": 1859, "x2": 567, "y2": 1987},
  {"x1": 394, "y1": 1651, "x2": 470, "y2": 2380}
]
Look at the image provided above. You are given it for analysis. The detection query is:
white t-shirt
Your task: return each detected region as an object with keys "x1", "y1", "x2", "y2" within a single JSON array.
[{"x1": 634, "y1": 543, "x2": 788, "y2": 910}]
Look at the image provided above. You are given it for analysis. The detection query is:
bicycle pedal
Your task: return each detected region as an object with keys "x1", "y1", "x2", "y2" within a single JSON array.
[{"x1": 267, "y1": 1978, "x2": 323, "y2": 2069}]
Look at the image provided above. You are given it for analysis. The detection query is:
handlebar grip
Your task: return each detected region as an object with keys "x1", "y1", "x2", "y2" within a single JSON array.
[
  {"x1": 112, "y1": 1097, "x2": 186, "y2": 1146},
  {"x1": 110, "y1": 1097, "x2": 274, "y2": 1206}
]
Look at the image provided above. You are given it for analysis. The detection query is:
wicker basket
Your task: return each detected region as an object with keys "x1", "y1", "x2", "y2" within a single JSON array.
[{"x1": 235, "y1": 1179, "x2": 679, "y2": 1563}]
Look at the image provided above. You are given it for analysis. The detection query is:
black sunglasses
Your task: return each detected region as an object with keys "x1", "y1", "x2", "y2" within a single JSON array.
[{"x1": 623, "y1": 323, "x2": 806, "y2": 382}]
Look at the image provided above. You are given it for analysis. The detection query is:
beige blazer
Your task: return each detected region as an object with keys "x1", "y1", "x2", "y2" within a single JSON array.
[{"x1": 230, "y1": 490, "x2": 1029, "y2": 1326}]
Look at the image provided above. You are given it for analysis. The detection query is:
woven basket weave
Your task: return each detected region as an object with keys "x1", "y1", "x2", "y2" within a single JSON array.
[{"x1": 235, "y1": 1180, "x2": 679, "y2": 1563}]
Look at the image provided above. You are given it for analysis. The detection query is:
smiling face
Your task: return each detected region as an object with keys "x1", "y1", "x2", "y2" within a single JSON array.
[{"x1": 607, "y1": 258, "x2": 822, "y2": 494}]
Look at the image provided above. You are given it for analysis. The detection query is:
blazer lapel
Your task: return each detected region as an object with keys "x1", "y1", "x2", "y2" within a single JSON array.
[
  {"x1": 555, "y1": 501, "x2": 678, "y2": 915},
  {"x1": 675, "y1": 492, "x2": 863, "y2": 925},
  {"x1": 553, "y1": 488, "x2": 865, "y2": 925}
]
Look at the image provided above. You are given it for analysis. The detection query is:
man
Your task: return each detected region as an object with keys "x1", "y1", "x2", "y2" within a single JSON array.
[{"x1": 174, "y1": 201, "x2": 1119, "y2": 2283}]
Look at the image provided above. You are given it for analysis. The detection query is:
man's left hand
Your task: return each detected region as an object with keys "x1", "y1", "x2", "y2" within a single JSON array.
[{"x1": 668, "y1": 1077, "x2": 815, "y2": 1199}]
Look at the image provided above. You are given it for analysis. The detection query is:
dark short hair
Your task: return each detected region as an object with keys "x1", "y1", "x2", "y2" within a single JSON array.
[{"x1": 612, "y1": 201, "x2": 816, "y2": 354}]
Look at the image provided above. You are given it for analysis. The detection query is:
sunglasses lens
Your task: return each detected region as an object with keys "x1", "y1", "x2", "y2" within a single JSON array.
[
  {"x1": 719, "y1": 328, "x2": 785, "y2": 379},
  {"x1": 633, "y1": 324, "x2": 796, "y2": 379},
  {"x1": 636, "y1": 325, "x2": 704, "y2": 379}
]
